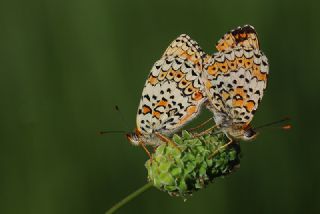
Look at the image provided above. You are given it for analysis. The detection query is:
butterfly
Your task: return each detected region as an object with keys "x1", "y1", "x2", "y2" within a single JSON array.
[
  {"x1": 127, "y1": 34, "x2": 208, "y2": 147},
  {"x1": 203, "y1": 25, "x2": 269, "y2": 141}
]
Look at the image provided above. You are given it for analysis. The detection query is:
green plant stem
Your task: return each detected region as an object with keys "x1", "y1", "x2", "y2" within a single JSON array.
[{"x1": 105, "y1": 182, "x2": 153, "y2": 214}]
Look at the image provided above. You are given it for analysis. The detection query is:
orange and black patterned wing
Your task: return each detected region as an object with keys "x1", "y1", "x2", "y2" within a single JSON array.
[
  {"x1": 216, "y1": 25, "x2": 260, "y2": 52},
  {"x1": 163, "y1": 34, "x2": 207, "y2": 70},
  {"x1": 203, "y1": 46, "x2": 269, "y2": 127},
  {"x1": 136, "y1": 34, "x2": 207, "y2": 136}
]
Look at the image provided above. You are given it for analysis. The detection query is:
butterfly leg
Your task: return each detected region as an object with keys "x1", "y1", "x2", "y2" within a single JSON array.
[
  {"x1": 139, "y1": 141, "x2": 152, "y2": 160},
  {"x1": 209, "y1": 135, "x2": 234, "y2": 159},
  {"x1": 153, "y1": 145, "x2": 159, "y2": 153},
  {"x1": 188, "y1": 117, "x2": 213, "y2": 132},
  {"x1": 155, "y1": 132, "x2": 180, "y2": 149},
  {"x1": 192, "y1": 124, "x2": 218, "y2": 137}
]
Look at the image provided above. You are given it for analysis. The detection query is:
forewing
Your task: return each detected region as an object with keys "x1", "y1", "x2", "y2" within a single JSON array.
[
  {"x1": 136, "y1": 35, "x2": 207, "y2": 135},
  {"x1": 163, "y1": 34, "x2": 207, "y2": 71},
  {"x1": 216, "y1": 25, "x2": 260, "y2": 52},
  {"x1": 203, "y1": 47, "x2": 269, "y2": 126}
]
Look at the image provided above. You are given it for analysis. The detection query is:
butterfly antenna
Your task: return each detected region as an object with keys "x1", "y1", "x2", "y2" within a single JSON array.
[
  {"x1": 115, "y1": 105, "x2": 130, "y2": 130},
  {"x1": 254, "y1": 117, "x2": 291, "y2": 131},
  {"x1": 99, "y1": 130, "x2": 127, "y2": 135},
  {"x1": 281, "y1": 124, "x2": 292, "y2": 130},
  {"x1": 98, "y1": 105, "x2": 131, "y2": 135}
]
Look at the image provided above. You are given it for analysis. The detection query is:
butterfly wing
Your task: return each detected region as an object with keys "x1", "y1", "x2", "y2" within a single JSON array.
[
  {"x1": 215, "y1": 25, "x2": 260, "y2": 52},
  {"x1": 136, "y1": 34, "x2": 207, "y2": 135},
  {"x1": 162, "y1": 34, "x2": 206, "y2": 69},
  {"x1": 203, "y1": 46, "x2": 269, "y2": 127}
]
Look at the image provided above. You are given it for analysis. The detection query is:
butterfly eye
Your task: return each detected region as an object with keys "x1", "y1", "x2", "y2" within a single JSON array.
[{"x1": 244, "y1": 128, "x2": 256, "y2": 139}]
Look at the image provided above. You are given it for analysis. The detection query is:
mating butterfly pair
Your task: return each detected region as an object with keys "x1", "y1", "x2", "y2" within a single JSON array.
[{"x1": 126, "y1": 25, "x2": 269, "y2": 147}]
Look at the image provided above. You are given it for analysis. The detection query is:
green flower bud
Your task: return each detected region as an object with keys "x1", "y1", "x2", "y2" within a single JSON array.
[{"x1": 145, "y1": 130, "x2": 241, "y2": 197}]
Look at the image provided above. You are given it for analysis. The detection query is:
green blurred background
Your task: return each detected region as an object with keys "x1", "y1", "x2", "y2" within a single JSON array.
[{"x1": 1, "y1": 0, "x2": 320, "y2": 213}]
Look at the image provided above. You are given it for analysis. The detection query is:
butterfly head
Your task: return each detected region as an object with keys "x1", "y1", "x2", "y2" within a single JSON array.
[
  {"x1": 126, "y1": 128, "x2": 142, "y2": 146},
  {"x1": 242, "y1": 127, "x2": 258, "y2": 141},
  {"x1": 227, "y1": 125, "x2": 258, "y2": 141}
]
